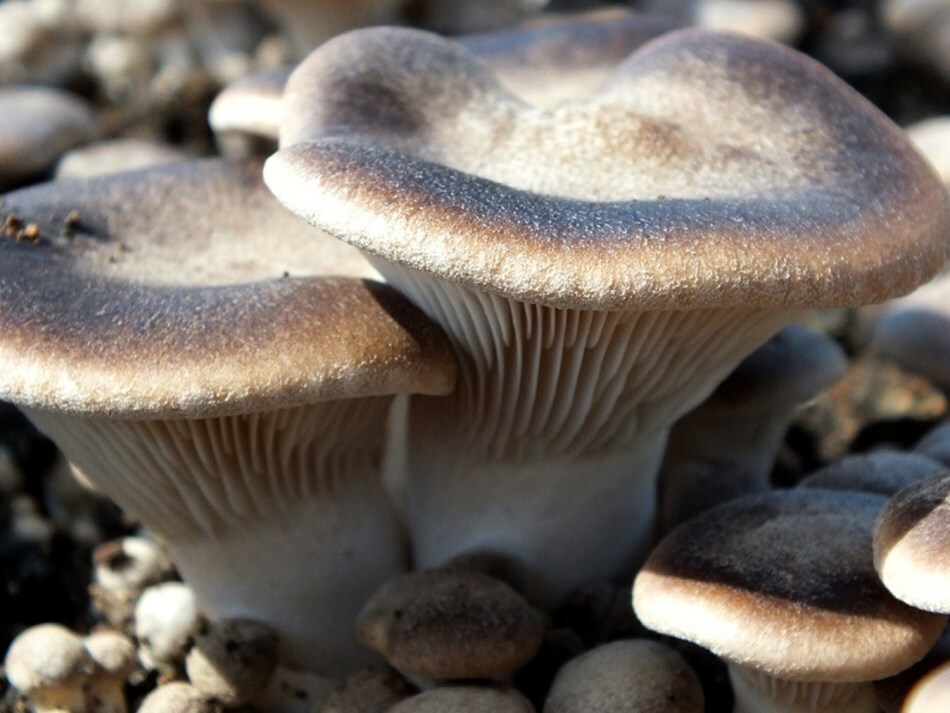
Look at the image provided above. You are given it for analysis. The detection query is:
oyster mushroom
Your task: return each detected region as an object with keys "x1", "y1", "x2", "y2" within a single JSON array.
[
  {"x1": 633, "y1": 489, "x2": 948, "y2": 713},
  {"x1": 0, "y1": 158, "x2": 456, "y2": 674},
  {"x1": 265, "y1": 27, "x2": 950, "y2": 604}
]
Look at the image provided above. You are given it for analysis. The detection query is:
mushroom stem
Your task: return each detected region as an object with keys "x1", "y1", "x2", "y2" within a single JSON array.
[
  {"x1": 23, "y1": 398, "x2": 405, "y2": 674},
  {"x1": 381, "y1": 262, "x2": 795, "y2": 604},
  {"x1": 729, "y1": 663, "x2": 878, "y2": 713}
]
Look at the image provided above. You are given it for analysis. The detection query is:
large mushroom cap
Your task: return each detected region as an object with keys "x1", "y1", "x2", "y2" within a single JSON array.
[
  {"x1": 0, "y1": 158, "x2": 454, "y2": 418},
  {"x1": 266, "y1": 27, "x2": 950, "y2": 311}
]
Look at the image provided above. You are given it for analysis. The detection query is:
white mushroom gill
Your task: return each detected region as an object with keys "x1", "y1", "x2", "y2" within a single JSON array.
[
  {"x1": 23, "y1": 398, "x2": 402, "y2": 673},
  {"x1": 380, "y1": 261, "x2": 795, "y2": 603}
]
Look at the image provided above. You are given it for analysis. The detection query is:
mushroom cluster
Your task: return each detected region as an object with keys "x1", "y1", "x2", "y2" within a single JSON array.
[{"x1": 1, "y1": 5, "x2": 950, "y2": 713}]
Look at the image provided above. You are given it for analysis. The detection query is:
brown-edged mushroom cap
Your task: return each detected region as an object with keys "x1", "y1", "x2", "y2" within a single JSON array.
[
  {"x1": 874, "y1": 473, "x2": 950, "y2": 613},
  {"x1": 634, "y1": 489, "x2": 947, "y2": 713},
  {"x1": 265, "y1": 26, "x2": 950, "y2": 606},
  {"x1": 268, "y1": 27, "x2": 949, "y2": 311},
  {"x1": 0, "y1": 158, "x2": 456, "y2": 675},
  {"x1": 0, "y1": 159, "x2": 434, "y2": 418}
]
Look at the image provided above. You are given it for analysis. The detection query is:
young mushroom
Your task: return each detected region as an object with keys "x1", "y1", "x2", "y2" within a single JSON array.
[
  {"x1": 4, "y1": 623, "x2": 95, "y2": 713},
  {"x1": 542, "y1": 639, "x2": 704, "y2": 713},
  {"x1": 265, "y1": 26, "x2": 950, "y2": 604},
  {"x1": 633, "y1": 489, "x2": 948, "y2": 713},
  {"x1": 0, "y1": 158, "x2": 456, "y2": 675}
]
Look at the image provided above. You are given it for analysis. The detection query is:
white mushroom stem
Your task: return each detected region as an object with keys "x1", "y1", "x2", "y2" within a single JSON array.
[
  {"x1": 729, "y1": 664, "x2": 878, "y2": 713},
  {"x1": 23, "y1": 397, "x2": 405, "y2": 674},
  {"x1": 381, "y1": 263, "x2": 795, "y2": 605}
]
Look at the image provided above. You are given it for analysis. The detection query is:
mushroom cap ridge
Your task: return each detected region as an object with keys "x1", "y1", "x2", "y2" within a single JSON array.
[
  {"x1": 0, "y1": 159, "x2": 456, "y2": 418},
  {"x1": 266, "y1": 27, "x2": 950, "y2": 311}
]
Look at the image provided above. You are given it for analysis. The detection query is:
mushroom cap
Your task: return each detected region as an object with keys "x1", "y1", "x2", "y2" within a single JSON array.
[
  {"x1": 915, "y1": 420, "x2": 950, "y2": 467},
  {"x1": 904, "y1": 659, "x2": 950, "y2": 713},
  {"x1": 696, "y1": 323, "x2": 846, "y2": 413},
  {"x1": 55, "y1": 139, "x2": 188, "y2": 180},
  {"x1": 4, "y1": 623, "x2": 93, "y2": 693},
  {"x1": 874, "y1": 473, "x2": 950, "y2": 613},
  {"x1": 798, "y1": 451, "x2": 948, "y2": 497},
  {"x1": 543, "y1": 638, "x2": 704, "y2": 713},
  {"x1": 0, "y1": 158, "x2": 455, "y2": 418},
  {"x1": 209, "y1": 68, "x2": 289, "y2": 140},
  {"x1": 320, "y1": 667, "x2": 415, "y2": 713},
  {"x1": 137, "y1": 682, "x2": 215, "y2": 713},
  {"x1": 458, "y1": 8, "x2": 680, "y2": 108},
  {"x1": 633, "y1": 489, "x2": 947, "y2": 681},
  {"x1": 872, "y1": 270, "x2": 950, "y2": 389},
  {"x1": 265, "y1": 27, "x2": 949, "y2": 311},
  {"x1": 184, "y1": 618, "x2": 279, "y2": 706},
  {"x1": 387, "y1": 685, "x2": 535, "y2": 713},
  {"x1": 356, "y1": 569, "x2": 546, "y2": 680},
  {"x1": 0, "y1": 86, "x2": 96, "y2": 187}
]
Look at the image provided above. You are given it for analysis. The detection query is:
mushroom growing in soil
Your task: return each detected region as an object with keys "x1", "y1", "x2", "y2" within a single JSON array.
[
  {"x1": 0, "y1": 158, "x2": 456, "y2": 675},
  {"x1": 633, "y1": 489, "x2": 948, "y2": 713},
  {"x1": 265, "y1": 26, "x2": 950, "y2": 604}
]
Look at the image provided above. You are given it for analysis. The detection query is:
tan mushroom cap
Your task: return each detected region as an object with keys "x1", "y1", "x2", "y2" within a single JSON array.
[
  {"x1": 874, "y1": 473, "x2": 950, "y2": 613},
  {"x1": 633, "y1": 489, "x2": 947, "y2": 681},
  {"x1": 543, "y1": 639, "x2": 704, "y2": 713},
  {"x1": 356, "y1": 569, "x2": 546, "y2": 680},
  {"x1": 0, "y1": 158, "x2": 454, "y2": 418},
  {"x1": 266, "y1": 27, "x2": 949, "y2": 312}
]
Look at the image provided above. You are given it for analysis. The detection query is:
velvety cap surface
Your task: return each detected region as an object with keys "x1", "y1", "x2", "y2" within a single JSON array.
[
  {"x1": 266, "y1": 27, "x2": 949, "y2": 310},
  {"x1": 0, "y1": 159, "x2": 455, "y2": 417},
  {"x1": 874, "y1": 473, "x2": 950, "y2": 613},
  {"x1": 633, "y1": 489, "x2": 947, "y2": 681}
]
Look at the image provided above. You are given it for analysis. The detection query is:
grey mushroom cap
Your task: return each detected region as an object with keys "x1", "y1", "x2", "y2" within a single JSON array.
[
  {"x1": 0, "y1": 158, "x2": 454, "y2": 418},
  {"x1": 387, "y1": 685, "x2": 536, "y2": 713},
  {"x1": 798, "y1": 451, "x2": 949, "y2": 497},
  {"x1": 696, "y1": 323, "x2": 847, "y2": 413},
  {"x1": 356, "y1": 569, "x2": 546, "y2": 680},
  {"x1": 209, "y1": 68, "x2": 290, "y2": 140},
  {"x1": 634, "y1": 489, "x2": 947, "y2": 681},
  {"x1": 874, "y1": 473, "x2": 950, "y2": 614},
  {"x1": 871, "y1": 270, "x2": 950, "y2": 389},
  {"x1": 0, "y1": 86, "x2": 97, "y2": 188},
  {"x1": 543, "y1": 639, "x2": 704, "y2": 713},
  {"x1": 266, "y1": 26, "x2": 949, "y2": 311}
]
